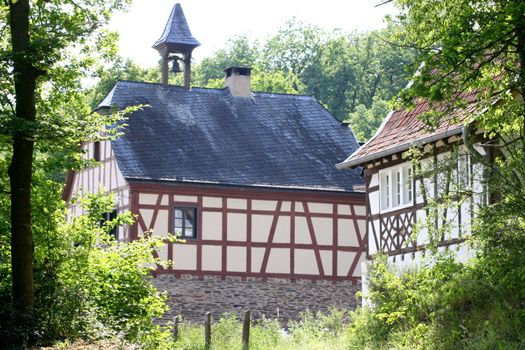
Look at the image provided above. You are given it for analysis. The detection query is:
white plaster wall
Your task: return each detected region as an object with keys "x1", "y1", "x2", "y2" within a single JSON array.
[
  {"x1": 308, "y1": 202, "x2": 333, "y2": 214},
  {"x1": 338, "y1": 219, "x2": 358, "y2": 246},
  {"x1": 174, "y1": 195, "x2": 198, "y2": 203},
  {"x1": 252, "y1": 215, "x2": 273, "y2": 242},
  {"x1": 354, "y1": 205, "x2": 366, "y2": 216},
  {"x1": 312, "y1": 217, "x2": 332, "y2": 245},
  {"x1": 202, "y1": 212, "x2": 222, "y2": 240},
  {"x1": 251, "y1": 247, "x2": 265, "y2": 273},
  {"x1": 252, "y1": 200, "x2": 277, "y2": 211},
  {"x1": 369, "y1": 219, "x2": 380, "y2": 255},
  {"x1": 338, "y1": 204, "x2": 352, "y2": 215},
  {"x1": 266, "y1": 249, "x2": 290, "y2": 274},
  {"x1": 67, "y1": 140, "x2": 130, "y2": 241},
  {"x1": 369, "y1": 190, "x2": 380, "y2": 215},
  {"x1": 227, "y1": 246, "x2": 247, "y2": 272},
  {"x1": 294, "y1": 249, "x2": 319, "y2": 275},
  {"x1": 320, "y1": 251, "x2": 332, "y2": 276},
  {"x1": 337, "y1": 251, "x2": 356, "y2": 277},
  {"x1": 134, "y1": 193, "x2": 365, "y2": 279},
  {"x1": 294, "y1": 217, "x2": 311, "y2": 244},
  {"x1": 203, "y1": 196, "x2": 222, "y2": 208},
  {"x1": 227, "y1": 198, "x2": 247, "y2": 209},
  {"x1": 227, "y1": 213, "x2": 247, "y2": 241},
  {"x1": 139, "y1": 193, "x2": 158, "y2": 205},
  {"x1": 172, "y1": 244, "x2": 197, "y2": 270},
  {"x1": 202, "y1": 245, "x2": 222, "y2": 271},
  {"x1": 273, "y1": 216, "x2": 290, "y2": 243}
]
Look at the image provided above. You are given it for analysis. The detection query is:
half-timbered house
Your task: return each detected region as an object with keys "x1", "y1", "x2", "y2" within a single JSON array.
[
  {"x1": 337, "y1": 92, "x2": 488, "y2": 280},
  {"x1": 63, "y1": 3, "x2": 366, "y2": 322}
]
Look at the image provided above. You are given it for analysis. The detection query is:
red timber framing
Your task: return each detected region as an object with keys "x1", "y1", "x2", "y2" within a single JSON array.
[{"x1": 129, "y1": 182, "x2": 366, "y2": 283}]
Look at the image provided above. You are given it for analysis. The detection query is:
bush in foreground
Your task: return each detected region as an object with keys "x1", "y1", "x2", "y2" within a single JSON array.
[{"x1": 0, "y1": 190, "x2": 172, "y2": 349}]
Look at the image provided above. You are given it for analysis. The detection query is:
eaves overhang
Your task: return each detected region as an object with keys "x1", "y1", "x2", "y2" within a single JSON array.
[{"x1": 335, "y1": 126, "x2": 463, "y2": 169}]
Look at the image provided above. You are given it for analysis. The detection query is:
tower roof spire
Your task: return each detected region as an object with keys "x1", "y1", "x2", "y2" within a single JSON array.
[{"x1": 152, "y1": 3, "x2": 200, "y2": 54}]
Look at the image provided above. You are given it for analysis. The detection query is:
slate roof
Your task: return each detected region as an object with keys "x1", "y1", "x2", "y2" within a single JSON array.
[
  {"x1": 99, "y1": 81, "x2": 364, "y2": 193},
  {"x1": 337, "y1": 91, "x2": 479, "y2": 168},
  {"x1": 152, "y1": 3, "x2": 200, "y2": 52}
]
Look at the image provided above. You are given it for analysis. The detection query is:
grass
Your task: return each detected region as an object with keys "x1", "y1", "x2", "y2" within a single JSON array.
[
  {"x1": 173, "y1": 309, "x2": 350, "y2": 350},
  {"x1": 37, "y1": 309, "x2": 352, "y2": 350}
]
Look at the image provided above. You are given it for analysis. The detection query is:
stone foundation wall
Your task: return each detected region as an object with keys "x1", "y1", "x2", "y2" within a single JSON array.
[{"x1": 153, "y1": 275, "x2": 361, "y2": 324}]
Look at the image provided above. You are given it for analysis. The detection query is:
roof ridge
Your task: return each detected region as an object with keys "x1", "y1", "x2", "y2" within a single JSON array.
[{"x1": 114, "y1": 80, "x2": 317, "y2": 99}]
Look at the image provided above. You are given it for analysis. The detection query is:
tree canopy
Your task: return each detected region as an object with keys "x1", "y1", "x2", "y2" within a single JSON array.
[
  {"x1": 345, "y1": 0, "x2": 525, "y2": 348},
  {"x1": 1, "y1": 0, "x2": 138, "y2": 345},
  {"x1": 89, "y1": 21, "x2": 418, "y2": 141}
]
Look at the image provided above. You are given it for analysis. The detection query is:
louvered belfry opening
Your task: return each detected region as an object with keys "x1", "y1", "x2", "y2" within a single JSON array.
[{"x1": 152, "y1": 3, "x2": 200, "y2": 89}]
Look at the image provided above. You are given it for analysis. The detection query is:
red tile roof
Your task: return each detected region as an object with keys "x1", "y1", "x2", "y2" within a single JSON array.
[{"x1": 337, "y1": 91, "x2": 480, "y2": 168}]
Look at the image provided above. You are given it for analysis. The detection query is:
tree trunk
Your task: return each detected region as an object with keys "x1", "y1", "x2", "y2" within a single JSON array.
[
  {"x1": 515, "y1": 1, "x2": 525, "y2": 158},
  {"x1": 9, "y1": 0, "x2": 36, "y2": 331}
]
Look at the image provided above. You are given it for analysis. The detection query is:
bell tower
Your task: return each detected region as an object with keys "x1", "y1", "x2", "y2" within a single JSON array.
[{"x1": 153, "y1": 3, "x2": 200, "y2": 89}]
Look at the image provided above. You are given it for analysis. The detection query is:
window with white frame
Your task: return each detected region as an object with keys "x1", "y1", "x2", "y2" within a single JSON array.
[
  {"x1": 380, "y1": 163, "x2": 414, "y2": 211},
  {"x1": 173, "y1": 207, "x2": 197, "y2": 239}
]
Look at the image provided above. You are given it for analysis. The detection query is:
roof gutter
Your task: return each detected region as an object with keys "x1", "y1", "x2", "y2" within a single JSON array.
[{"x1": 335, "y1": 126, "x2": 463, "y2": 169}]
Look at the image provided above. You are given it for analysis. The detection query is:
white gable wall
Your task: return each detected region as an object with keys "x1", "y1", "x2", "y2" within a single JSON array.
[
  {"x1": 366, "y1": 147, "x2": 485, "y2": 271},
  {"x1": 67, "y1": 140, "x2": 130, "y2": 241}
]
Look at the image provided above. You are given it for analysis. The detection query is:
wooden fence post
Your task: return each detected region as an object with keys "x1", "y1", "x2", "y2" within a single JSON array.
[
  {"x1": 205, "y1": 312, "x2": 211, "y2": 348},
  {"x1": 242, "y1": 309, "x2": 251, "y2": 350},
  {"x1": 172, "y1": 315, "x2": 179, "y2": 341}
]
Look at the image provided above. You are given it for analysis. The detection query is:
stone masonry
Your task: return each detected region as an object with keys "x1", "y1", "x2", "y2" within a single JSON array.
[{"x1": 153, "y1": 275, "x2": 361, "y2": 324}]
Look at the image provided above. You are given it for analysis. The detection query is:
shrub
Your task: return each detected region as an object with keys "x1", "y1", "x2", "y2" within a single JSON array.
[{"x1": 0, "y1": 189, "x2": 173, "y2": 349}]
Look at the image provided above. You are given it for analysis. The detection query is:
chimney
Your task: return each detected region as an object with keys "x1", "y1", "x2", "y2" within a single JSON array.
[
  {"x1": 224, "y1": 67, "x2": 252, "y2": 97},
  {"x1": 152, "y1": 3, "x2": 200, "y2": 89}
]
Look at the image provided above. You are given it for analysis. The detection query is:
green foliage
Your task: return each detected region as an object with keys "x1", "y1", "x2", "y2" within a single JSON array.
[
  {"x1": 348, "y1": 1, "x2": 525, "y2": 348},
  {"x1": 347, "y1": 255, "x2": 525, "y2": 349},
  {"x1": 170, "y1": 310, "x2": 349, "y2": 350},
  {"x1": 195, "y1": 34, "x2": 259, "y2": 86},
  {"x1": 92, "y1": 20, "x2": 416, "y2": 139},
  {"x1": 0, "y1": 180, "x2": 171, "y2": 347},
  {"x1": 346, "y1": 98, "x2": 390, "y2": 141},
  {"x1": 87, "y1": 58, "x2": 161, "y2": 109},
  {"x1": 1, "y1": 0, "x2": 133, "y2": 146}
]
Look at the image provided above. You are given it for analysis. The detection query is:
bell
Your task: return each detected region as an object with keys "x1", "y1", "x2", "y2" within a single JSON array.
[{"x1": 171, "y1": 59, "x2": 183, "y2": 73}]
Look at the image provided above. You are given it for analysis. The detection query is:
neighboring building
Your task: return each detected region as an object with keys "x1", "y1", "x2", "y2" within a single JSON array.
[
  {"x1": 337, "y1": 92, "x2": 488, "y2": 276},
  {"x1": 63, "y1": 3, "x2": 366, "y2": 322}
]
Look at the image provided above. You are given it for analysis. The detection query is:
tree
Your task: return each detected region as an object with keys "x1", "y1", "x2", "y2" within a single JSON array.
[
  {"x1": 393, "y1": 0, "x2": 525, "y2": 136},
  {"x1": 391, "y1": 0, "x2": 525, "y2": 233},
  {"x1": 346, "y1": 98, "x2": 390, "y2": 141},
  {"x1": 2, "y1": 0, "x2": 130, "y2": 338},
  {"x1": 195, "y1": 34, "x2": 259, "y2": 86},
  {"x1": 88, "y1": 58, "x2": 160, "y2": 109},
  {"x1": 260, "y1": 20, "x2": 416, "y2": 120},
  {"x1": 342, "y1": 1, "x2": 525, "y2": 347}
]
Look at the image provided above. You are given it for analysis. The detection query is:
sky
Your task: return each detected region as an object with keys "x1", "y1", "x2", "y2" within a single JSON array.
[{"x1": 109, "y1": 0, "x2": 397, "y2": 68}]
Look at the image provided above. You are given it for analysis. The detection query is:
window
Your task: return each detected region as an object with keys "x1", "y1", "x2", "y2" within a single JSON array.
[
  {"x1": 395, "y1": 170, "x2": 401, "y2": 206},
  {"x1": 174, "y1": 207, "x2": 197, "y2": 239},
  {"x1": 100, "y1": 209, "x2": 118, "y2": 239},
  {"x1": 406, "y1": 167, "x2": 413, "y2": 203},
  {"x1": 457, "y1": 152, "x2": 471, "y2": 188},
  {"x1": 379, "y1": 163, "x2": 414, "y2": 211},
  {"x1": 93, "y1": 141, "x2": 101, "y2": 161}
]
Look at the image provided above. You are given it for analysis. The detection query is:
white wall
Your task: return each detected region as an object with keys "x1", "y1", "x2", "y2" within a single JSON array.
[
  {"x1": 367, "y1": 148, "x2": 485, "y2": 271},
  {"x1": 66, "y1": 140, "x2": 130, "y2": 241},
  {"x1": 135, "y1": 188, "x2": 366, "y2": 280}
]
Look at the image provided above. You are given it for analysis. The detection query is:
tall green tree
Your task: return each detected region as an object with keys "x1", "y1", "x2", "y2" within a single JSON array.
[
  {"x1": 88, "y1": 58, "x2": 160, "y2": 108},
  {"x1": 393, "y1": 0, "x2": 525, "y2": 134},
  {"x1": 2, "y1": 0, "x2": 130, "y2": 337},
  {"x1": 261, "y1": 20, "x2": 416, "y2": 120},
  {"x1": 342, "y1": 1, "x2": 525, "y2": 348}
]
